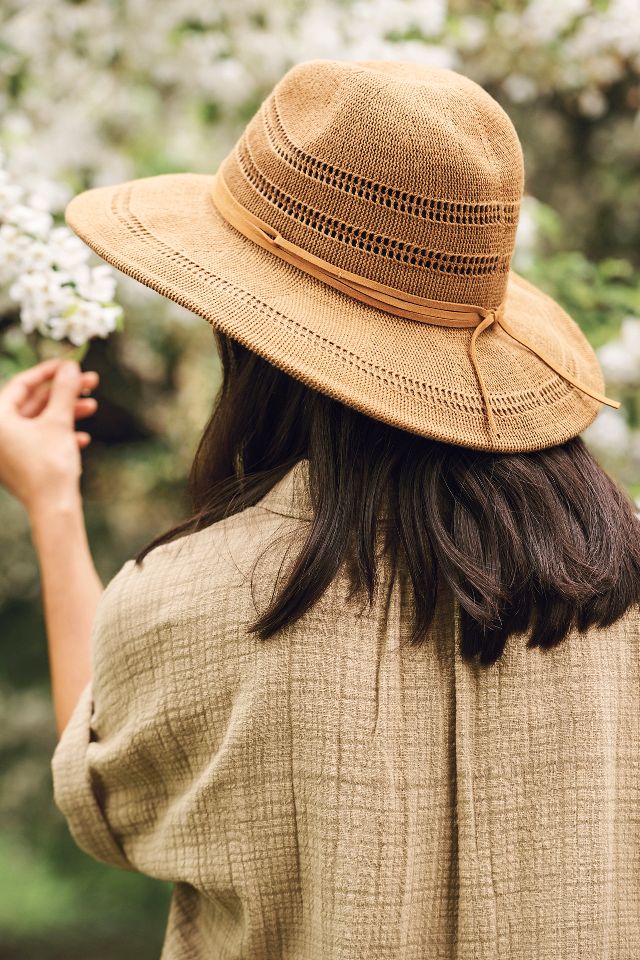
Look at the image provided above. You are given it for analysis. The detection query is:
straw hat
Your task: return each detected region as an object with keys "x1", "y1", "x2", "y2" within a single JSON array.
[{"x1": 65, "y1": 59, "x2": 619, "y2": 452}]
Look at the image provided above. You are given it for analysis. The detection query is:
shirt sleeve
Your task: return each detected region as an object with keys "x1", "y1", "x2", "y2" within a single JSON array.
[
  {"x1": 49, "y1": 535, "x2": 248, "y2": 881},
  {"x1": 50, "y1": 557, "x2": 146, "y2": 871},
  {"x1": 51, "y1": 679, "x2": 134, "y2": 871}
]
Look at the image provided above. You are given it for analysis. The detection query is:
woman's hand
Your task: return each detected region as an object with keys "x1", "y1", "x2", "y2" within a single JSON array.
[{"x1": 0, "y1": 358, "x2": 99, "y2": 516}]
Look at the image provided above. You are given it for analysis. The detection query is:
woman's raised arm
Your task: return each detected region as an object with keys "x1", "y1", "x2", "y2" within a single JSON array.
[{"x1": 0, "y1": 358, "x2": 102, "y2": 737}]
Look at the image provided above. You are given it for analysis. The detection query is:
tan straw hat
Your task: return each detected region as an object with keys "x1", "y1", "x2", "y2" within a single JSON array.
[{"x1": 65, "y1": 58, "x2": 620, "y2": 452}]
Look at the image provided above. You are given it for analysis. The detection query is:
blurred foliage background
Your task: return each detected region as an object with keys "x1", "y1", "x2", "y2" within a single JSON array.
[{"x1": 0, "y1": 0, "x2": 639, "y2": 956}]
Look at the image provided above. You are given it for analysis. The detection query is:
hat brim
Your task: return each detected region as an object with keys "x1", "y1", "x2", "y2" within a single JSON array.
[{"x1": 66, "y1": 172, "x2": 605, "y2": 453}]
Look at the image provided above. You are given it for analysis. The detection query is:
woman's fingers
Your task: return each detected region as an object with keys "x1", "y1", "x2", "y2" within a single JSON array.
[
  {"x1": 80, "y1": 370, "x2": 99, "y2": 394},
  {"x1": 18, "y1": 382, "x2": 52, "y2": 418},
  {"x1": 14, "y1": 357, "x2": 62, "y2": 386},
  {"x1": 0, "y1": 358, "x2": 63, "y2": 412},
  {"x1": 0, "y1": 360, "x2": 97, "y2": 470},
  {"x1": 74, "y1": 397, "x2": 98, "y2": 420},
  {"x1": 44, "y1": 362, "x2": 85, "y2": 425},
  {"x1": 19, "y1": 369, "x2": 100, "y2": 418}
]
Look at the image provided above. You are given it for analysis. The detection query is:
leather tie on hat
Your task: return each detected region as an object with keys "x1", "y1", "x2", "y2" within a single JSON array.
[{"x1": 210, "y1": 173, "x2": 620, "y2": 443}]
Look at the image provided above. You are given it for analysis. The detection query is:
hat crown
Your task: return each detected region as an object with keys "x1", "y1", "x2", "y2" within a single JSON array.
[{"x1": 221, "y1": 58, "x2": 524, "y2": 309}]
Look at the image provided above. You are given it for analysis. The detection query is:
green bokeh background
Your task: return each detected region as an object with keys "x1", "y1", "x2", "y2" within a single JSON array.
[{"x1": 1, "y1": 1, "x2": 638, "y2": 956}]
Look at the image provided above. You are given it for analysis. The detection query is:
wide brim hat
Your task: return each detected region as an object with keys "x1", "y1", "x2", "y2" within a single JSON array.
[{"x1": 64, "y1": 59, "x2": 618, "y2": 453}]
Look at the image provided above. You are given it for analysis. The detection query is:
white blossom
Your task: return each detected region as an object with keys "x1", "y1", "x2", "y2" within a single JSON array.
[
  {"x1": 502, "y1": 74, "x2": 537, "y2": 104},
  {"x1": 577, "y1": 88, "x2": 607, "y2": 119},
  {"x1": 0, "y1": 157, "x2": 123, "y2": 348},
  {"x1": 598, "y1": 317, "x2": 640, "y2": 387},
  {"x1": 519, "y1": 0, "x2": 589, "y2": 45},
  {"x1": 512, "y1": 196, "x2": 541, "y2": 272},
  {"x1": 0, "y1": 171, "x2": 24, "y2": 212},
  {"x1": 583, "y1": 406, "x2": 631, "y2": 459},
  {"x1": 4, "y1": 203, "x2": 53, "y2": 239}
]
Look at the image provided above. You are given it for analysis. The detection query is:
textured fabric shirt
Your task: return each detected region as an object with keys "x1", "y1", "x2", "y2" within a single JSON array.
[{"x1": 51, "y1": 458, "x2": 640, "y2": 959}]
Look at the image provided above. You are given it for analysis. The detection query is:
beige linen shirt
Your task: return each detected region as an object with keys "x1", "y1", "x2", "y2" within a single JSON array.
[{"x1": 52, "y1": 458, "x2": 640, "y2": 959}]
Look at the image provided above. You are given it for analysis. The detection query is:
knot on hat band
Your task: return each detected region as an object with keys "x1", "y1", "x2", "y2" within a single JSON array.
[{"x1": 210, "y1": 173, "x2": 620, "y2": 443}]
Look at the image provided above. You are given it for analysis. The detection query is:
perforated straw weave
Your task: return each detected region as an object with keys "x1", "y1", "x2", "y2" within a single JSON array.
[{"x1": 64, "y1": 59, "x2": 617, "y2": 452}]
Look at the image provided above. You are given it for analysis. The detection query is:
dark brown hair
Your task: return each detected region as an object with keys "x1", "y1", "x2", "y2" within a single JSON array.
[{"x1": 137, "y1": 330, "x2": 640, "y2": 666}]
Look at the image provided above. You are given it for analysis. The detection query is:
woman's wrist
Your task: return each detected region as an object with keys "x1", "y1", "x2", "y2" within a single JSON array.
[
  {"x1": 28, "y1": 482, "x2": 101, "y2": 736},
  {"x1": 29, "y1": 488, "x2": 85, "y2": 546}
]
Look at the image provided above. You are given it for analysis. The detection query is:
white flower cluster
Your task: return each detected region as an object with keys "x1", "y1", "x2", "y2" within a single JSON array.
[
  {"x1": 510, "y1": 192, "x2": 638, "y2": 468},
  {"x1": 583, "y1": 317, "x2": 640, "y2": 461},
  {"x1": 598, "y1": 317, "x2": 640, "y2": 388},
  {"x1": 0, "y1": 0, "x2": 451, "y2": 187},
  {"x1": 477, "y1": 0, "x2": 640, "y2": 115},
  {"x1": 512, "y1": 196, "x2": 543, "y2": 272},
  {"x1": 0, "y1": 158, "x2": 122, "y2": 347},
  {"x1": 2, "y1": 0, "x2": 637, "y2": 193},
  {"x1": 1, "y1": 0, "x2": 638, "y2": 202}
]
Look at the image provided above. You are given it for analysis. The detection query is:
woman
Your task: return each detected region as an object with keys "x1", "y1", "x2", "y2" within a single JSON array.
[{"x1": 2, "y1": 60, "x2": 639, "y2": 959}]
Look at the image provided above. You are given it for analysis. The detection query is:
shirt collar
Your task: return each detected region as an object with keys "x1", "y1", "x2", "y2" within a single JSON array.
[
  {"x1": 256, "y1": 458, "x2": 392, "y2": 521},
  {"x1": 256, "y1": 459, "x2": 314, "y2": 520}
]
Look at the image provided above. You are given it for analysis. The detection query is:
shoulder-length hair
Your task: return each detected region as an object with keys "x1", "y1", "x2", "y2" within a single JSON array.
[{"x1": 137, "y1": 330, "x2": 640, "y2": 666}]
